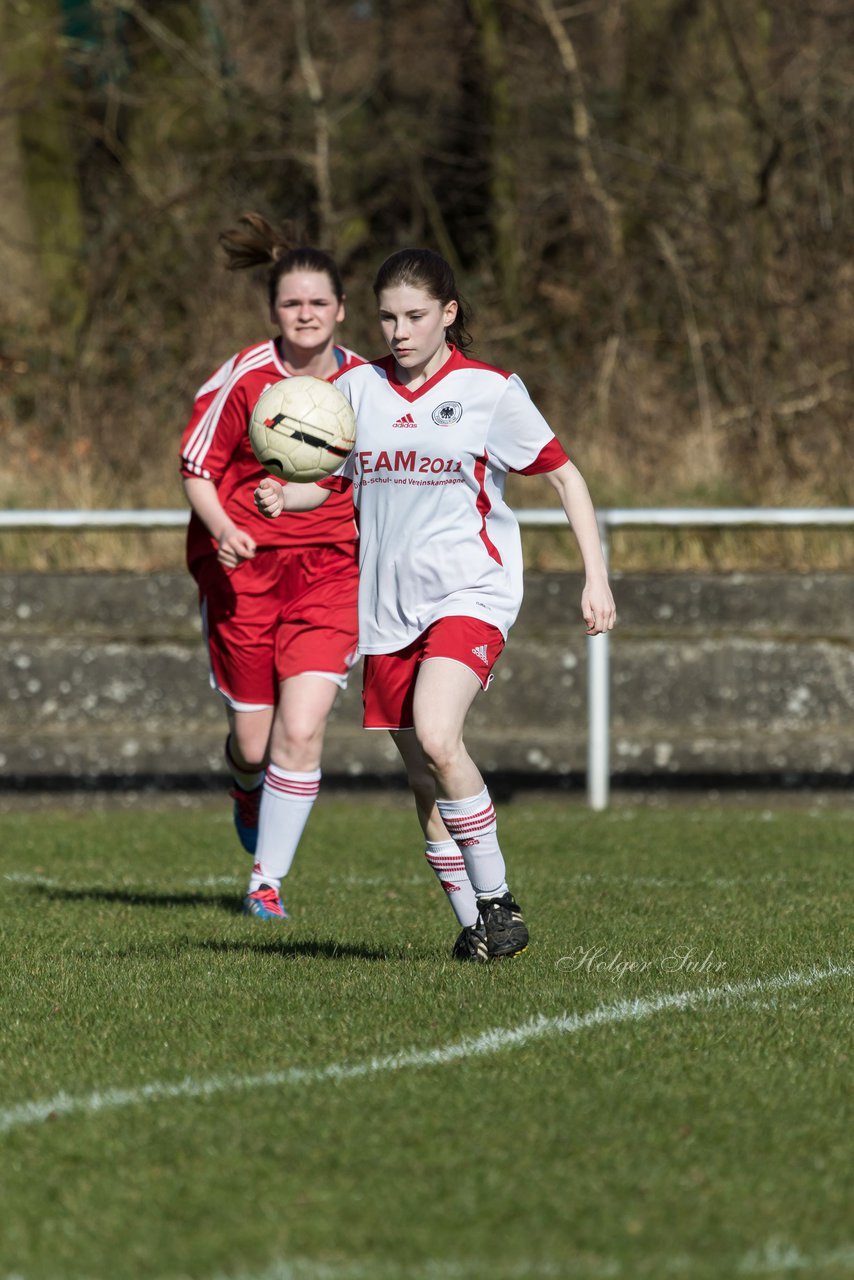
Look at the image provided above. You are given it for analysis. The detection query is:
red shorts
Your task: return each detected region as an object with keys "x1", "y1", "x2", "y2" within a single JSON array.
[
  {"x1": 194, "y1": 544, "x2": 359, "y2": 710},
  {"x1": 362, "y1": 616, "x2": 505, "y2": 730}
]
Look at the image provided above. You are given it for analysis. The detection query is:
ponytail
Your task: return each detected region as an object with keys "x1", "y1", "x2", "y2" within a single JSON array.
[{"x1": 218, "y1": 213, "x2": 345, "y2": 306}]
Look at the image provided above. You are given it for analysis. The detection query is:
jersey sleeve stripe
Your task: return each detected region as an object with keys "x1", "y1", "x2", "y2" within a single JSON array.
[
  {"x1": 181, "y1": 458, "x2": 211, "y2": 479},
  {"x1": 182, "y1": 344, "x2": 274, "y2": 468},
  {"x1": 192, "y1": 352, "x2": 237, "y2": 400},
  {"x1": 514, "y1": 437, "x2": 569, "y2": 475},
  {"x1": 183, "y1": 345, "x2": 272, "y2": 465}
]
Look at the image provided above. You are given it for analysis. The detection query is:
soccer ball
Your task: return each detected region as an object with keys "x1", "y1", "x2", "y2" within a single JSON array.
[{"x1": 248, "y1": 376, "x2": 357, "y2": 482}]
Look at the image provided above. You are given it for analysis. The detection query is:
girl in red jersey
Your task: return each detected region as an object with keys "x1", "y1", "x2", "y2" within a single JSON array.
[
  {"x1": 180, "y1": 214, "x2": 363, "y2": 921},
  {"x1": 255, "y1": 248, "x2": 616, "y2": 959}
]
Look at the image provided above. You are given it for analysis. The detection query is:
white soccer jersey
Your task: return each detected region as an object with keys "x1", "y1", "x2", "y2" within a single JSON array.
[{"x1": 332, "y1": 346, "x2": 568, "y2": 654}]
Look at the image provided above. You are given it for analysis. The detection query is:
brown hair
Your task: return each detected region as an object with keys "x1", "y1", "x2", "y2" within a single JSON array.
[
  {"x1": 218, "y1": 212, "x2": 345, "y2": 308},
  {"x1": 372, "y1": 248, "x2": 472, "y2": 351}
]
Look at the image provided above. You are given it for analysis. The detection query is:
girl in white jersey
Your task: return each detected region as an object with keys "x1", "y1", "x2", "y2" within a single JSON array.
[
  {"x1": 180, "y1": 214, "x2": 363, "y2": 922},
  {"x1": 255, "y1": 248, "x2": 616, "y2": 960}
]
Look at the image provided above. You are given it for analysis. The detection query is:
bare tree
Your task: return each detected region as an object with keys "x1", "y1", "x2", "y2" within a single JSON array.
[
  {"x1": 534, "y1": 0, "x2": 623, "y2": 261},
  {"x1": 0, "y1": 20, "x2": 45, "y2": 330},
  {"x1": 0, "y1": 0, "x2": 84, "y2": 338},
  {"x1": 293, "y1": 0, "x2": 337, "y2": 247},
  {"x1": 468, "y1": 0, "x2": 522, "y2": 312}
]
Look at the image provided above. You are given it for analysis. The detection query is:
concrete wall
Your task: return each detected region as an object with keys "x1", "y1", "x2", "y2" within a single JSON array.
[{"x1": 1, "y1": 571, "x2": 852, "y2": 787}]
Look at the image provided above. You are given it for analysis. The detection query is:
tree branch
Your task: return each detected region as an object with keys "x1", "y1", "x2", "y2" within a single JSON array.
[
  {"x1": 292, "y1": 0, "x2": 335, "y2": 245},
  {"x1": 534, "y1": 0, "x2": 622, "y2": 259},
  {"x1": 651, "y1": 223, "x2": 717, "y2": 470}
]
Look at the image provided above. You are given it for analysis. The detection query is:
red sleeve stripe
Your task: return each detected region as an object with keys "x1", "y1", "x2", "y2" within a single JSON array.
[{"x1": 514, "y1": 437, "x2": 569, "y2": 475}]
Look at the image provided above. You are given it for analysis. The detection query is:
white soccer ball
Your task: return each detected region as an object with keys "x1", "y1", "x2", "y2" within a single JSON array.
[{"x1": 248, "y1": 375, "x2": 357, "y2": 483}]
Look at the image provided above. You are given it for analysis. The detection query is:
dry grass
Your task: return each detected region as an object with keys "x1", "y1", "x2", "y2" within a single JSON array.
[
  {"x1": 0, "y1": 517, "x2": 850, "y2": 577},
  {"x1": 1, "y1": 277, "x2": 851, "y2": 575}
]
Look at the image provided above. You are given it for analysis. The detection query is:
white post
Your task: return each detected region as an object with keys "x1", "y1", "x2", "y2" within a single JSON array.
[{"x1": 587, "y1": 516, "x2": 610, "y2": 810}]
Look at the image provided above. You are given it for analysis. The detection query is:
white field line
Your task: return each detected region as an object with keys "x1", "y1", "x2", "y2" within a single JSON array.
[
  {"x1": 2, "y1": 872, "x2": 242, "y2": 889},
  {"x1": 341, "y1": 873, "x2": 425, "y2": 887},
  {"x1": 568, "y1": 871, "x2": 806, "y2": 890},
  {"x1": 187, "y1": 876, "x2": 243, "y2": 887},
  {"x1": 205, "y1": 1237, "x2": 854, "y2": 1280},
  {"x1": 570, "y1": 872, "x2": 742, "y2": 890},
  {"x1": 3, "y1": 1241, "x2": 853, "y2": 1280},
  {"x1": 202, "y1": 1237, "x2": 854, "y2": 1280},
  {"x1": 2, "y1": 871, "x2": 423, "y2": 891},
  {"x1": 3, "y1": 872, "x2": 65, "y2": 888},
  {"x1": 3, "y1": 1240, "x2": 853, "y2": 1280},
  {"x1": 739, "y1": 1239, "x2": 854, "y2": 1273},
  {"x1": 1, "y1": 960, "x2": 850, "y2": 1138},
  {"x1": 210, "y1": 1259, "x2": 615, "y2": 1280},
  {"x1": 1, "y1": 870, "x2": 788, "y2": 893}
]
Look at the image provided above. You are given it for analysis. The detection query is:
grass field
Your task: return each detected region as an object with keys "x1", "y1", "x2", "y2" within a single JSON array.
[{"x1": 1, "y1": 795, "x2": 852, "y2": 1280}]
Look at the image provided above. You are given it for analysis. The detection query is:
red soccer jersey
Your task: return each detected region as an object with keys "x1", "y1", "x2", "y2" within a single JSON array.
[{"x1": 180, "y1": 340, "x2": 363, "y2": 568}]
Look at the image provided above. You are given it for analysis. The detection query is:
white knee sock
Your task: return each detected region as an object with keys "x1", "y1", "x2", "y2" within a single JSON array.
[
  {"x1": 248, "y1": 764, "x2": 321, "y2": 891},
  {"x1": 435, "y1": 788, "x2": 509, "y2": 900},
  {"x1": 424, "y1": 839, "x2": 480, "y2": 927}
]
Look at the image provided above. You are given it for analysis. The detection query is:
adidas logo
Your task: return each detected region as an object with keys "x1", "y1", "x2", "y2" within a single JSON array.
[
  {"x1": 391, "y1": 413, "x2": 417, "y2": 428},
  {"x1": 471, "y1": 644, "x2": 488, "y2": 662}
]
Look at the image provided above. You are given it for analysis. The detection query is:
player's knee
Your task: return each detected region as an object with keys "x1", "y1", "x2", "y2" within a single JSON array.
[
  {"x1": 271, "y1": 715, "x2": 325, "y2": 770},
  {"x1": 416, "y1": 727, "x2": 462, "y2": 780},
  {"x1": 229, "y1": 728, "x2": 267, "y2": 773}
]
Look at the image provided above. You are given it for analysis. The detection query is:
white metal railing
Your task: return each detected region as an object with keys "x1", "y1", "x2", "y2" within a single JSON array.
[
  {"x1": 513, "y1": 506, "x2": 854, "y2": 810},
  {"x1": 3, "y1": 506, "x2": 852, "y2": 808},
  {"x1": 0, "y1": 510, "x2": 191, "y2": 529}
]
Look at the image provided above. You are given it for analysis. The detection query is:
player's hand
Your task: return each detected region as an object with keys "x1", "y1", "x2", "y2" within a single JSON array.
[
  {"x1": 582, "y1": 579, "x2": 616, "y2": 635},
  {"x1": 254, "y1": 477, "x2": 285, "y2": 519},
  {"x1": 216, "y1": 525, "x2": 256, "y2": 568}
]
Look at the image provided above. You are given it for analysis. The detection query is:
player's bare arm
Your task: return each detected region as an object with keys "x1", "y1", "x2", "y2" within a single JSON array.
[
  {"x1": 544, "y1": 461, "x2": 616, "y2": 635},
  {"x1": 182, "y1": 476, "x2": 257, "y2": 568},
  {"x1": 254, "y1": 475, "x2": 330, "y2": 517}
]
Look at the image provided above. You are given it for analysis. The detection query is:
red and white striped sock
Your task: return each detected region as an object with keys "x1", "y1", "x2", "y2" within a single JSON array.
[
  {"x1": 436, "y1": 787, "x2": 509, "y2": 900},
  {"x1": 248, "y1": 764, "x2": 321, "y2": 891},
  {"x1": 424, "y1": 839, "x2": 480, "y2": 927}
]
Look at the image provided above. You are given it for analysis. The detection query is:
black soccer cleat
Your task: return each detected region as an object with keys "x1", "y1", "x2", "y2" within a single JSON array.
[
  {"x1": 452, "y1": 923, "x2": 489, "y2": 963},
  {"x1": 477, "y1": 892, "x2": 529, "y2": 959}
]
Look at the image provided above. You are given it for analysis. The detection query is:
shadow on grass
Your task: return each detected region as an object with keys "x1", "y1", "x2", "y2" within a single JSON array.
[
  {"x1": 33, "y1": 886, "x2": 400, "y2": 960},
  {"x1": 40, "y1": 885, "x2": 240, "y2": 913},
  {"x1": 193, "y1": 937, "x2": 396, "y2": 961}
]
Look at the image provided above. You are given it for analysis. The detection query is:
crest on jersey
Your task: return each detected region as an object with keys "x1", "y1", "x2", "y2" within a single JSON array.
[{"x1": 432, "y1": 401, "x2": 463, "y2": 425}]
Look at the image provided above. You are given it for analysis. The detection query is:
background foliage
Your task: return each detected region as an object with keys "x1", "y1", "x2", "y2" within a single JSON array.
[{"x1": 0, "y1": 0, "x2": 851, "y2": 566}]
